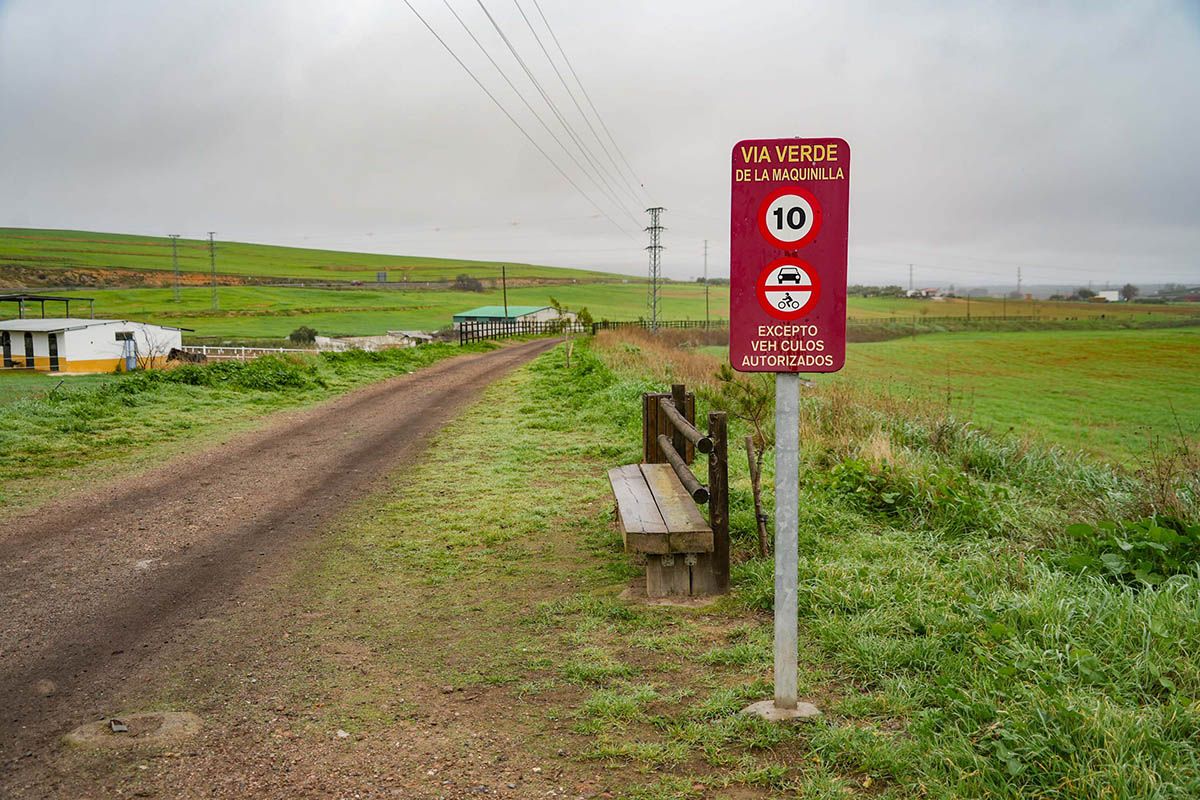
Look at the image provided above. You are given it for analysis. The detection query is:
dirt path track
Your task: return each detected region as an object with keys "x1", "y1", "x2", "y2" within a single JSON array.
[{"x1": 0, "y1": 338, "x2": 555, "y2": 764}]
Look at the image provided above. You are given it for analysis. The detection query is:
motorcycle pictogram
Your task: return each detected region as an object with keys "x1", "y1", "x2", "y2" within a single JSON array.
[{"x1": 777, "y1": 293, "x2": 801, "y2": 310}]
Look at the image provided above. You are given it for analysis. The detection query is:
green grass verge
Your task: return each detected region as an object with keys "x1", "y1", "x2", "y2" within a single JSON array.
[
  {"x1": 0, "y1": 342, "x2": 495, "y2": 513},
  {"x1": 583, "y1": 334, "x2": 1200, "y2": 798}
]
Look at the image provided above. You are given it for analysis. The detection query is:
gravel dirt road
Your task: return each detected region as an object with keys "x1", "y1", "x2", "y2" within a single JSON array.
[{"x1": 0, "y1": 338, "x2": 556, "y2": 773}]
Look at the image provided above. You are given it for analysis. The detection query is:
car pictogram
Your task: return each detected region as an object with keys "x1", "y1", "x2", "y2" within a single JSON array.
[{"x1": 777, "y1": 266, "x2": 804, "y2": 284}]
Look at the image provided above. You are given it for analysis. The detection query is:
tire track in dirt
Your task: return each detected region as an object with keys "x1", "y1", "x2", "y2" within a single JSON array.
[{"x1": 0, "y1": 338, "x2": 556, "y2": 764}]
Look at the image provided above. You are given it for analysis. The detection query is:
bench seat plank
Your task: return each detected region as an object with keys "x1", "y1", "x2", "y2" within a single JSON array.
[
  {"x1": 640, "y1": 464, "x2": 714, "y2": 554},
  {"x1": 608, "y1": 465, "x2": 667, "y2": 555},
  {"x1": 608, "y1": 463, "x2": 713, "y2": 555},
  {"x1": 640, "y1": 464, "x2": 710, "y2": 531}
]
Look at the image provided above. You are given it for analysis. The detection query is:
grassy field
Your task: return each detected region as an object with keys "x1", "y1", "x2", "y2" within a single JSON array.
[
  {"x1": 20, "y1": 283, "x2": 1198, "y2": 341},
  {"x1": 828, "y1": 328, "x2": 1200, "y2": 463},
  {"x1": 38, "y1": 282, "x2": 727, "y2": 338},
  {"x1": 5, "y1": 334, "x2": 1198, "y2": 796},
  {"x1": 700, "y1": 328, "x2": 1200, "y2": 463},
  {"x1": 0, "y1": 227, "x2": 623, "y2": 282},
  {"x1": 845, "y1": 295, "x2": 1200, "y2": 320},
  {"x1": 113, "y1": 337, "x2": 1198, "y2": 798}
]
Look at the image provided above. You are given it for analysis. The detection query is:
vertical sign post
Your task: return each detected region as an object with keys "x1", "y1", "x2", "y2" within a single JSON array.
[{"x1": 730, "y1": 137, "x2": 850, "y2": 720}]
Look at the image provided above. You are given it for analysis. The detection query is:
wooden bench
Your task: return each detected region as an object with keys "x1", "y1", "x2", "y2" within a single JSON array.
[{"x1": 607, "y1": 384, "x2": 728, "y2": 598}]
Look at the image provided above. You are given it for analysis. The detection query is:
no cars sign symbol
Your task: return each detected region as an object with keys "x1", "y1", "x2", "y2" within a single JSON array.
[{"x1": 755, "y1": 259, "x2": 820, "y2": 320}]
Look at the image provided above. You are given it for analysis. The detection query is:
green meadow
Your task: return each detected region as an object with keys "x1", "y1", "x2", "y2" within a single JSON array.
[
  {"x1": 705, "y1": 328, "x2": 1200, "y2": 462},
  {"x1": 0, "y1": 227, "x2": 622, "y2": 282},
  {"x1": 825, "y1": 328, "x2": 1200, "y2": 462},
  {"x1": 26, "y1": 285, "x2": 1198, "y2": 341},
  {"x1": 845, "y1": 294, "x2": 1200, "y2": 321},
  {"x1": 42, "y1": 282, "x2": 728, "y2": 338}
]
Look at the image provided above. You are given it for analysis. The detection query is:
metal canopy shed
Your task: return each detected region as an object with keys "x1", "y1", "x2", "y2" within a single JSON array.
[{"x1": 0, "y1": 293, "x2": 95, "y2": 320}]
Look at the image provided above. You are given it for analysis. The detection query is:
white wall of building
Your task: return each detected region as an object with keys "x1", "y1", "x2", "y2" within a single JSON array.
[{"x1": 64, "y1": 321, "x2": 182, "y2": 363}]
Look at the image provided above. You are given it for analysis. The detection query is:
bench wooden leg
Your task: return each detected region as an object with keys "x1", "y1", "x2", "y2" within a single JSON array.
[
  {"x1": 689, "y1": 553, "x2": 720, "y2": 596},
  {"x1": 646, "y1": 553, "x2": 720, "y2": 598}
]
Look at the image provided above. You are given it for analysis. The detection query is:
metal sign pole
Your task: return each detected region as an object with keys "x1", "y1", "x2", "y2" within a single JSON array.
[
  {"x1": 731, "y1": 136, "x2": 847, "y2": 722},
  {"x1": 773, "y1": 371, "x2": 799, "y2": 709}
]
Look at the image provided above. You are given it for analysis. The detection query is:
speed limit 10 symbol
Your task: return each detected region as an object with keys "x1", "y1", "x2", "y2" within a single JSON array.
[
  {"x1": 757, "y1": 186, "x2": 822, "y2": 249},
  {"x1": 756, "y1": 259, "x2": 820, "y2": 320}
]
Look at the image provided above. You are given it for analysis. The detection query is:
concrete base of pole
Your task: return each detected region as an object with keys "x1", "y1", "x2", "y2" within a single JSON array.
[{"x1": 741, "y1": 699, "x2": 822, "y2": 722}]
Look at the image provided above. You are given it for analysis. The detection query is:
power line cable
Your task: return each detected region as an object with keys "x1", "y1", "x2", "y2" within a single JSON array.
[
  {"x1": 441, "y1": 0, "x2": 635, "y2": 227},
  {"x1": 472, "y1": 0, "x2": 642, "y2": 226},
  {"x1": 401, "y1": 0, "x2": 636, "y2": 239},
  {"x1": 530, "y1": 0, "x2": 652, "y2": 203},
  {"x1": 512, "y1": 0, "x2": 643, "y2": 208}
]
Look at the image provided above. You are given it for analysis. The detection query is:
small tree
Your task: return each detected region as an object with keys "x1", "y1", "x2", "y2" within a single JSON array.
[
  {"x1": 289, "y1": 326, "x2": 318, "y2": 344},
  {"x1": 454, "y1": 274, "x2": 484, "y2": 292},
  {"x1": 134, "y1": 335, "x2": 173, "y2": 370},
  {"x1": 547, "y1": 296, "x2": 581, "y2": 365},
  {"x1": 1076, "y1": 287, "x2": 1096, "y2": 299},
  {"x1": 713, "y1": 363, "x2": 774, "y2": 557},
  {"x1": 1121, "y1": 283, "x2": 1140, "y2": 302}
]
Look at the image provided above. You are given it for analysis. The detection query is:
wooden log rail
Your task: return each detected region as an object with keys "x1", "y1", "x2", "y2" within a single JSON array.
[
  {"x1": 656, "y1": 434, "x2": 708, "y2": 504},
  {"x1": 639, "y1": 383, "x2": 730, "y2": 593}
]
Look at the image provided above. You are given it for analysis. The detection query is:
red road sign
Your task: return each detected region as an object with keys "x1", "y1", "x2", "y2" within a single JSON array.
[
  {"x1": 730, "y1": 138, "x2": 850, "y2": 372},
  {"x1": 756, "y1": 259, "x2": 820, "y2": 320}
]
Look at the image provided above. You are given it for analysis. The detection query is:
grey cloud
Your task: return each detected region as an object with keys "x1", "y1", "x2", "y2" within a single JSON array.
[{"x1": 1, "y1": 0, "x2": 1197, "y2": 285}]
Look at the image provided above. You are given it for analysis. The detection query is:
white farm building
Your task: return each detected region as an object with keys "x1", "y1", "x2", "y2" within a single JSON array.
[{"x1": 0, "y1": 318, "x2": 185, "y2": 374}]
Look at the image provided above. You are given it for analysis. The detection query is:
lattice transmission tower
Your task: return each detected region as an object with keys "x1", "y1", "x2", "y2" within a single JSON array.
[{"x1": 645, "y1": 207, "x2": 665, "y2": 330}]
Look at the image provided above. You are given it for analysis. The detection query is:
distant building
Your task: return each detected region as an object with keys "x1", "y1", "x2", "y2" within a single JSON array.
[
  {"x1": 451, "y1": 305, "x2": 569, "y2": 329},
  {"x1": 315, "y1": 331, "x2": 436, "y2": 351},
  {"x1": 1096, "y1": 290, "x2": 1121, "y2": 302},
  {"x1": 905, "y1": 288, "x2": 942, "y2": 298},
  {"x1": 0, "y1": 318, "x2": 184, "y2": 373}
]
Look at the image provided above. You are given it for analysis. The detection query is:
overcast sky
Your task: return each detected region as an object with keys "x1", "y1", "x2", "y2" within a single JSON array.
[{"x1": 2, "y1": 0, "x2": 1198, "y2": 287}]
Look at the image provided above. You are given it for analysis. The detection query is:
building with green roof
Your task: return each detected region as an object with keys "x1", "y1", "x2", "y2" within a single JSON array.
[{"x1": 452, "y1": 305, "x2": 565, "y2": 328}]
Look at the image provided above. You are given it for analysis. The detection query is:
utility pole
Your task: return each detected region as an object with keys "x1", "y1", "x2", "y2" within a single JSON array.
[
  {"x1": 908, "y1": 264, "x2": 914, "y2": 294},
  {"x1": 501, "y1": 264, "x2": 508, "y2": 319},
  {"x1": 207, "y1": 232, "x2": 218, "y2": 311},
  {"x1": 169, "y1": 234, "x2": 181, "y2": 302},
  {"x1": 645, "y1": 207, "x2": 665, "y2": 330},
  {"x1": 1017, "y1": 266, "x2": 1022, "y2": 299},
  {"x1": 703, "y1": 239, "x2": 710, "y2": 326}
]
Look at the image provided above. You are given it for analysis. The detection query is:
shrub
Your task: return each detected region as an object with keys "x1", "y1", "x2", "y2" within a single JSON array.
[
  {"x1": 1063, "y1": 516, "x2": 1200, "y2": 586},
  {"x1": 288, "y1": 325, "x2": 318, "y2": 344},
  {"x1": 454, "y1": 274, "x2": 484, "y2": 292},
  {"x1": 122, "y1": 355, "x2": 324, "y2": 392},
  {"x1": 817, "y1": 457, "x2": 1008, "y2": 537}
]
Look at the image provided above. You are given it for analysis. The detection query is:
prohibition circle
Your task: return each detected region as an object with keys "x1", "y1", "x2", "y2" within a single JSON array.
[
  {"x1": 755, "y1": 258, "x2": 821, "y2": 320},
  {"x1": 757, "y1": 186, "x2": 822, "y2": 249}
]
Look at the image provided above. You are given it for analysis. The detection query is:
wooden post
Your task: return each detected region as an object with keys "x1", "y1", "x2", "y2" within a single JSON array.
[
  {"x1": 642, "y1": 392, "x2": 669, "y2": 463},
  {"x1": 670, "y1": 384, "x2": 687, "y2": 464},
  {"x1": 708, "y1": 411, "x2": 729, "y2": 592}
]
